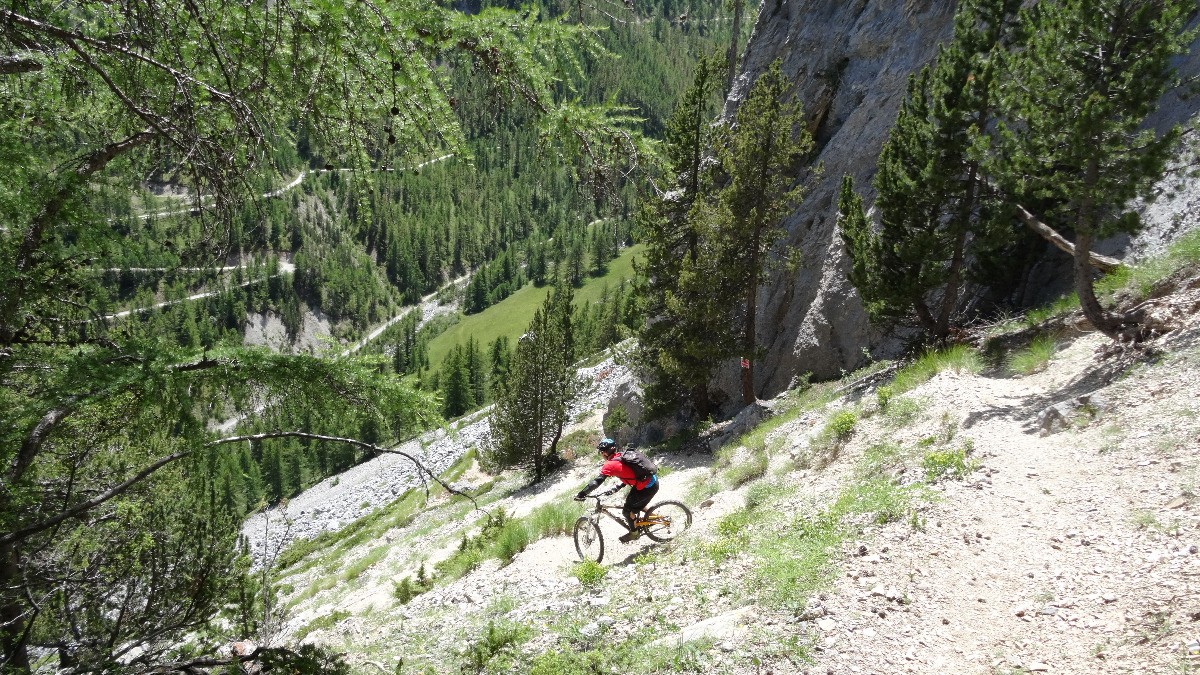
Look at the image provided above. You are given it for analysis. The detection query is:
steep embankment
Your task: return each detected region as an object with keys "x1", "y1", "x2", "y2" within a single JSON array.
[{"x1": 266, "y1": 267, "x2": 1200, "y2": 674}]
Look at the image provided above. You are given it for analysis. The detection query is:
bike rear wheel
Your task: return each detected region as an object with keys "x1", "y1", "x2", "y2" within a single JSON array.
[
  {"x1": 643, "y1": 500, "x2": 692, "y2": 542},
  {"x1": 573, "y1": 516, "x2": 604, "y2": 563}
]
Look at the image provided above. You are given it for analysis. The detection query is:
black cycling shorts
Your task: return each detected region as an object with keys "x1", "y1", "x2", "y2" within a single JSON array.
[{"x1": 623, "y1": 480, "x2": 659, "y2": 516}]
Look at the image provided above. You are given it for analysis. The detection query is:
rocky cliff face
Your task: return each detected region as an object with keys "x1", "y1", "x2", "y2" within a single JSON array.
[
  {"x1": 724, "y1": 0, "x2": 1200, "y2": 407},
  {"x1": 718, "y1": 0, "x2": 958, "y2": 400}
]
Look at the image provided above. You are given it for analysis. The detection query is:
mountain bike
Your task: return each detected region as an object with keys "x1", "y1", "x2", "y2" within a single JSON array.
[{"x1": 573, "y1": 495, "x2": 692, "y2": 563}]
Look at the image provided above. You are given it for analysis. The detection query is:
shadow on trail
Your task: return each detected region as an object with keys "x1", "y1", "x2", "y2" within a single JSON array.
[{"x1": 962, "y1": 350, "x2": 1158, "y2": 432}]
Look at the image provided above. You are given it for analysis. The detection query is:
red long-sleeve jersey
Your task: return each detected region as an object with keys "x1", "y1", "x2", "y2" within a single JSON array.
[{"x1": 599, "y1": 457, "x2": 654, "y2": 490}]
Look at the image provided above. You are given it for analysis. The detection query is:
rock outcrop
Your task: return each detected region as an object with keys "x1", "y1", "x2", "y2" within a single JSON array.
[
  {"x1": 718, "y1": 0, "x2": 958, "y2": 400},
  {"x1": 723, "y1": 0, "x2": 1200, "y2": 408}
]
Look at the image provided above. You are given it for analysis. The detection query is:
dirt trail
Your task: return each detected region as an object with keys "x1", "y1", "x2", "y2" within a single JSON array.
[{"x1": 806, "y1": 331, "x2": 1200, "y2": 675}]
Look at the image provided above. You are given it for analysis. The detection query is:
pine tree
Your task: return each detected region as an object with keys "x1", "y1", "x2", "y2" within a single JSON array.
[
  {"x1": 465, "y1": 335, "x2": 487, "y2": 407},
  {"x1": 1001, "y1": 0, "x2": 1194, "y2": 338},
  {"x1": 717, "y1": 60, "x2": 812, "y2": 404},
  {"x1": 488, "y1": 284, "x2": 579, "y2": 482},
  {"x1": 840, "y1": 0, "x2": 1017, "y2": 340},
  {"x1": 441, "y1": 346, "x2": 476, "y2": 419},
  {"x1": 637, "y1": 55, "x2": 724, "y2": 416}
]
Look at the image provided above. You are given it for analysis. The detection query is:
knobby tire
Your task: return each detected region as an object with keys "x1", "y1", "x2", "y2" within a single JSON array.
[
  {"x1": 643, "y1": 500, "x2": 692, "y2": 542},
  {"x1": 573, "y1": 516, "x2": 604, "y2": 563}
]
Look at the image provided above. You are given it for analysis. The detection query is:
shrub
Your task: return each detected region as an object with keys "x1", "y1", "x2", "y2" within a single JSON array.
[
  {"x1": 572, "y1": 560, "x2": 608, "y2": 586},
  {"x1": 806, "y1": 409, "x2": 859, "y2": 466},
  {"x1": 922, "y1": 441, "x2": 977, "y2": 481},
  {"x1": 876, "y1": 385, "x2": 894, "y2": 411},
  {"x1": 459, "y1": 620, "x2": 532, "y2": 673},
  {"x1": 394, "y1": 577, "x2": 416, "y2": 604},
  {"x1": 827, "y1": 411, "x2": 857, "y2": 441}
]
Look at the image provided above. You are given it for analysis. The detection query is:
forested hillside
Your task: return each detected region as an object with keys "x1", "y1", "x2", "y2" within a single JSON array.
[{"x1": 0, "y1": 0, "x2": 741, "y2": 670}]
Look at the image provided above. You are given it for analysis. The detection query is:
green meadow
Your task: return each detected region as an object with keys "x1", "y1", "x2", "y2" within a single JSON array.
[{"x1": 425, "y1": 244, "x2": 644, "y2": 372}]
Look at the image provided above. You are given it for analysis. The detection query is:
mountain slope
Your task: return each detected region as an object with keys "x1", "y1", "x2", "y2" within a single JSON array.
[{"x1": 264, "y1": 264, "x2": 1200, "y2": 674}]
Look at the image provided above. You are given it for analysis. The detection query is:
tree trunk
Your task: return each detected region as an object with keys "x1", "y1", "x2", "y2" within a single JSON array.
[
  {"x1": 725, "y1": 0, "x2": 744, "y2": 94},
  {"x1": 0, "y1": 544, "x2": 31, "y2": 671},
  {"x1": 1075, "y1": 157, "x2": 1124, "y2": 338},
  {"x1": 1074, "y1": 230, "x2": 1123, "y2": 338},
  {"x1": 740, "y1": 280, "x2": 756, "y2": 405},
  {"x1": 742, "y1": 230, "x2": 760, "y2": 406},
  {"x1": 691, "y1": 383, "x2": 711, "y2": 419},
  {"x1": 936, "y1": 228, "x2": 969, "y2": 341},
  {"x1": 913, "y1": 299, "x2": 938, "y2": 337}
]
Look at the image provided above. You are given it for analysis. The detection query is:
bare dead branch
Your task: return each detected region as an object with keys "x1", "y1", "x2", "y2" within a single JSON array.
[
  {"x1": 211, "y1": 431, "x2": 487, "y2": 516},
  {"x1": 1015, "y1": 204, "x2": 1123, "y2": 273}
]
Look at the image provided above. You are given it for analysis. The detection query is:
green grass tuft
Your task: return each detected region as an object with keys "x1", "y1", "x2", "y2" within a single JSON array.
[
  {"x1": 571, "y1": 560, "x2": 608, "y2": 586},
  {"x1": 1024, "y1": 293, "x2": 1080, "y2": 327},
  {"x1": 527, "y1": 498, "x2": 585, "y2": 539},
  {"x1": 891, "y1": 345, "x2": 983, "y2": 395},
  {"x1": 340, "y1": 545, "x2": 388, "y2": 582},
  {"x1": 1007, "y1": 334, "x2": 1058, "y2": 376},
  {"x1": 833, "y1": 478, "x2": 914, "y2": 525},
  {"x1": 723, "y1": 447, "x2": 769, "y2": 488},
  {"x1": 921, "y1": 441, "x2": 978, "y2": 481},
  {"x1": 293, "y1": 610, "x2": 350, "y2": 642}
]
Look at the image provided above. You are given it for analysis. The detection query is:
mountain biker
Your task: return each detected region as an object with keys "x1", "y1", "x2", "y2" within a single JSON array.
[{"x1": 574, "y1": 438, "x2": 659, "y2": 542}]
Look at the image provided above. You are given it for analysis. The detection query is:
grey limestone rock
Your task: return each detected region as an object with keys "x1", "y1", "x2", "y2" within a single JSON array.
[
  {"x1": 713, "y1": 0, "x2": 958, "y2": 408},
  {"x1": 720, "y1": 1, "x2": 1200, "y2": 410}
]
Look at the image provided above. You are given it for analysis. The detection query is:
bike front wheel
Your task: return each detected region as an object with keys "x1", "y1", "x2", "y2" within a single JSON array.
[
  {"x1": 643, "y1": 500, "x2": 692, "y2": 542},
  {"x1": 573, "y1": 516, "x2": 604, "y2": 563}
]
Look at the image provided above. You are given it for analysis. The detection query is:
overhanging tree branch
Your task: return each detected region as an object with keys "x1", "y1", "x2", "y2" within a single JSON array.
[
  {"x1": 0, "y1": 55, "x2": 41, "y2": 74},
  {"x1": 1, "y1": 9, "x2": 241, "y2": 106},
  {"x1": 1015, "y1": 204, "x2": 1123, "y2": 273},
  {"x1": 0, "y1": 431, "x2": 480, "y2": 547},
  {"x1": 210, "y1": 432, "x2": 483, "y2": 510}
]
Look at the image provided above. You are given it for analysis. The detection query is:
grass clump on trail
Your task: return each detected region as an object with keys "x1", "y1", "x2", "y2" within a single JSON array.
[
  {"x1": 922, "y1": 441, "x2": 979, "y2": 481},
  {"x1": 572, "y1": 560, "x2": 608, "y2": 586},
  {"x1": 435, "y1": 497, "x2": 585, "y2": 583},
  {"x1": 1007, "y1": 334, "x2": 1059, "y2": 375},
  {"x1": 891, "y1": 345, "x2": 983, "y2": 395}
]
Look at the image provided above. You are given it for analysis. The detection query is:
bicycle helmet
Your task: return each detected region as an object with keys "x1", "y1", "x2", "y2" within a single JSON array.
[{"x1": 597, "y1": 438, "x2": 617, "y2": 455}]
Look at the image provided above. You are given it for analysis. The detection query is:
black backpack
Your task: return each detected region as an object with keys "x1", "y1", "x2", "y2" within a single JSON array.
[{"x1": 618, "y1": 446, "x2": 657, "y2": 482}]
